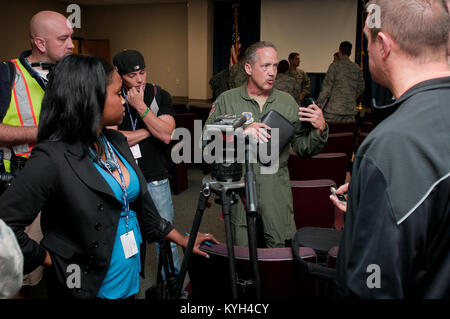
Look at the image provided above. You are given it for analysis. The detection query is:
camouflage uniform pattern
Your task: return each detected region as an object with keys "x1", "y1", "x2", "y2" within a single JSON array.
[
  {"x1": 287, "y1": 68, "x2": 311, "y2": 98},
  {"x1": 228, "y1": 62, "x2": 247, "y2": 89},
  {"x1": 274, "y1": 73, "x2": 300, "y2": 102},
  {"x1": 317, "y1": 56, "x2": 365, "y2": 121},
  {"x1": 209, "y1": 68, "x2": 230, "y2": 100}
]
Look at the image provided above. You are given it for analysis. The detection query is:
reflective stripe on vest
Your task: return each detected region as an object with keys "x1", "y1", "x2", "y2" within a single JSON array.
[{"x1": 1, "y1": 58, "x2": 44, "y2": 171}]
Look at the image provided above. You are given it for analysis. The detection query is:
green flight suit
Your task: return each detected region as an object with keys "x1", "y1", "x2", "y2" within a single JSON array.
[{"x1": 205, "y1": 83, "x2": 328, "y2": 247}]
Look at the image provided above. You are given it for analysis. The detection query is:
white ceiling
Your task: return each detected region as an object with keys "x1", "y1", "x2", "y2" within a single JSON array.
[{"x1": 57, "y1": 0, "x2": 186, "y2": 5}]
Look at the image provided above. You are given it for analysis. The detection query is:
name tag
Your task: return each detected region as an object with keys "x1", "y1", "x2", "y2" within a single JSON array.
[
  {"x1": 130, "y1": 144, "x2": 142, "y2": 159},
  {"x1": 120, "y1": 230, "x2": 138, "y2": 259}
]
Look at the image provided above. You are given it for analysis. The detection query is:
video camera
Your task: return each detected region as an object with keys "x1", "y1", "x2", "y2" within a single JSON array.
[
  {"x1": 0, "y1": 150, "x2": 27, "y2": 195},
  {"x1": 203, "y1": 114, "x2": 247, "y2": 182}
]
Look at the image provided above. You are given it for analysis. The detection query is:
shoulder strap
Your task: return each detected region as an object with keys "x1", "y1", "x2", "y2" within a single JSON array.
[
  {"x1": 7, "y1": 61, "x2": 16, "y2": 89},
  {"x1": 0, "y1": 61, "x2": 16, "y2": 121},
  {"x1": 152, "y1": 83, "x2": 161, "y2": 105},
  {"x1": 148, "y1": 83, "x2": 161, "y2": 115}
]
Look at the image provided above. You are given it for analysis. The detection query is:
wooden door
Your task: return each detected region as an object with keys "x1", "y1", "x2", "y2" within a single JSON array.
[{"x1": 80, "y1": 39, "x2": 111, "y2": 63}]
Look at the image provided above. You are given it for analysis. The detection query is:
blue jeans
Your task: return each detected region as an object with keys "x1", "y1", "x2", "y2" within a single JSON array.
[{"x1": 147, "y1": 178, "x2": 180, "y2": 278}]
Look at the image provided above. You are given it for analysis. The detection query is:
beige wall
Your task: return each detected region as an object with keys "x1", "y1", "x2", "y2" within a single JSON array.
[
  {"x1": 187, "y1": 0, "x2": 213, "y2": 100},
  {"x1": 0, "y1": 0, "x2": 361, "y2": 100},
  {"x1": 82, "y1": 3, "x2": 189, "y2": 98},
  {"x1": 0, "y1": 0, "x2": 190, "y2": 98},
  {"x1": 0, "y1": 0, "x2": 70, "y2": 61},
  {"x1": 261, "y1": 0, "x2": 358, "y2": 73}
]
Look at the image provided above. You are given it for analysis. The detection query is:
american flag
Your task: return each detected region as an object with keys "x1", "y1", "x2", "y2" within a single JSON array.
[{"x1": 229, "y1": 4, "x2": 241, "y2": 69}]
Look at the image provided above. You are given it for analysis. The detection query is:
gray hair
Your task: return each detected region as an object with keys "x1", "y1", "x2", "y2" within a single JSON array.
[{"x1": 243, "y1": 41, "x2": 277, "y2": 65}]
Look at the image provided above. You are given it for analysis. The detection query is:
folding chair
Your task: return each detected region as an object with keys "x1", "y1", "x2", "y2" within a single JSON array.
[
  {"x1": 173, "y1": 103, "x2": 190, "y2": 114},
  {"x1": 360, "y1": 121, "x2": 374, "y2": 133},
  {"x1": 320, "y1": 132, "x2": 357, "y2": 166},
  {"x1": 326, "y1": 121, "x2": 359, "y2": 136},
  {"x1": 187, "y1": 243, "x2": 318, "y2": 299},
  {"x1": 290, "y1": 179, "x2": 337, "y2": 229},
  {"x1": 188, "y1": 104, "x2": 212, "y2": 127},
  {"x1": 288, "y1": 152, "x2": 348, "y2": 187},
  {"x1": 355, "y1": 132, "x2": 369, "y2": 153}
]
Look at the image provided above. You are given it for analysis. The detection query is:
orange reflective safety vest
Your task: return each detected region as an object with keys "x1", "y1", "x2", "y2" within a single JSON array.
[{"x1": 1, "y1": 58, "x2": 44, "y2": 172}]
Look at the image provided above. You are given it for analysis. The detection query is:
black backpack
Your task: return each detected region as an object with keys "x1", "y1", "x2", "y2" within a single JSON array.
[{"x1": 0, "y1": 61, "x2": 16, "y2": 122}]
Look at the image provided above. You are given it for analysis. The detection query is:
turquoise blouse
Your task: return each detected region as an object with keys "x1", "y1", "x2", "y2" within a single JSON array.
[{"x1": 93, "y1": 147, "x2": 141, "y2": 299}]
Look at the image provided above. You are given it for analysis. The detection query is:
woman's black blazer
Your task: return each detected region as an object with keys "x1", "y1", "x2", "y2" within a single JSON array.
[{"x1": 0, "y1": 129, "x2": 173, "y2": 298}]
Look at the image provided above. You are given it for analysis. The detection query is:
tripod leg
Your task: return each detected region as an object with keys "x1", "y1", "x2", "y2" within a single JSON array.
[
  {"x1": 221, "y1": 188, "x2": 239, "y2": 299},
  {"x1": 246, "y1": 214, "x2": 261, "y2": 299},
  {"x1": 174, "y1": 188, "x2": 210, "y2": 299},
  {"x1": 244, "y1": 137, "x2": 262, "y2": 299}
]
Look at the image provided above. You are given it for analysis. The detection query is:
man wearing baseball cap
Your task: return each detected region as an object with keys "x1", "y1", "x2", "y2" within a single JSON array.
[{"x1": 112, "y1": 49, "x2": 179, "y2": 279}]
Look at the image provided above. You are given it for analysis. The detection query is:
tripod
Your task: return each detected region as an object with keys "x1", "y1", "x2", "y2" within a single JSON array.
[{"x1": 174, "y1": 136, "x2": 261, "y2": 299}]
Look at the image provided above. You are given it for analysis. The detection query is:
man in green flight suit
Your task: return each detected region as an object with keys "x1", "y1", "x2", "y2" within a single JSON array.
[{"x1": 204, "y1": 41, "x2": 328, "y2": 248}]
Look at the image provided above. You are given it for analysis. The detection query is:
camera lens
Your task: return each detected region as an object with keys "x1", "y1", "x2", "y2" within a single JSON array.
[{"x1": 211, "y1": 163, "x2": 242, "y2": 182}]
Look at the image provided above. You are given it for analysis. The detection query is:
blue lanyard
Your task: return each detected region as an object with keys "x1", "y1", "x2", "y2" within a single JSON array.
[
  {"x1": 123, "y1": 88, "x2": 138, "y2": 131},
  {"x1": 99, "y1": 136, "x2": 131, "y2": 234}
]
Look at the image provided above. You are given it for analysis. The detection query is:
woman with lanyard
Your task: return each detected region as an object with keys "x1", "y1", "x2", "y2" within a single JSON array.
[{"x1": 0, "y1": 54, "x2": 218, "y2": 299}]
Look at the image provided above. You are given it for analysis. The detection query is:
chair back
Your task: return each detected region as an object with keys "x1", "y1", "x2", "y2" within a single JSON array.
[
  {"x1": 188, "y1": 104, "x2": 212, "y2": 127},
  {"x1": 320, "y1": 132, "x2": 356, "y2": 164},
  {"x1": 355, "y1": 132, "x2": 369, "y2": 153},
  {"x1": 173, "y1": 103, "x2": 190, "y2": 114},
  {"x1": 327, "y1": 121, "x2": 359, "y2": 135},
  {"x1": 288, "y1": 152, "x2": 347, "y2": 186},
  {"x1": 326, "y1": 246, "x2": 339, "y2": 269},
  {"x1": 174, "y1": 112, "x2": 198, "y2": 166},
  {"x1": 290, "y1": 179, "x2": 337, "y2": 229},
  {"x1": 360, "y1": 121, "x2": 374, "y2": 133},
  {"x1": 187, "y1": 243, "x2": 318, "y2": 299}
]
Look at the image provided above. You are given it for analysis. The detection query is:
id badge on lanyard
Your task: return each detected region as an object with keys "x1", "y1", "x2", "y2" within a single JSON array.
[{"x1": 103, "y1": 137, "x2": 138, "y2": 259}]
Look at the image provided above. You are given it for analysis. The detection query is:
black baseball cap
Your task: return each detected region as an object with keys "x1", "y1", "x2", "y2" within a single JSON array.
[{"x1": 113, "y1": 49, "x2": 146, "y2": 75}]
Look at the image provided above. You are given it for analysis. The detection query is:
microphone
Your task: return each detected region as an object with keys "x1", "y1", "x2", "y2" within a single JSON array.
[{"x1": 232, "y1": 115, "x2": 247, "y2": 129}]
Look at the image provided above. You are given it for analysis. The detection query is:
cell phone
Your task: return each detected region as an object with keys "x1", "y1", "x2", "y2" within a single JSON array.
[
  {"x1": 300, "y1": 98, "x2": 315, "y2": 129},
  {"x1": 330, "y1": 187, "x2": 347, "y2": 202},
  {"x1": 301, "y1": 97, "x2": 316, "y2": 107}
]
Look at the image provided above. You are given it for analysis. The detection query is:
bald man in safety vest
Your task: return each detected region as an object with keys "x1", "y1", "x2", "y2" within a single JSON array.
[{"x1": 0, "y1": 10, "x2": 74, "y2": 296}]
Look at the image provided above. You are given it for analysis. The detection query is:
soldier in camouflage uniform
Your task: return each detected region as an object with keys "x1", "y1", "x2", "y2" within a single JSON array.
[
  {"x1": 274, "y1": 59, "x2": 300, "y2": 102},
  {"x1": 288, "y1": 52, "x2": 311, "y2": 101},
  {"x1": 209, "y1": 68, "x2": 230, "y2": 100},
  {"x1": 229, "y1": 51, "x2": 247, "y2": 89},
  {"x1": 317, "y1": 41, "x2": 365, "y2": 122}
]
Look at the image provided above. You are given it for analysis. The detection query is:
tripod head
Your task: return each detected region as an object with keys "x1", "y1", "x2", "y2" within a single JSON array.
[
  {"x1": 203, "y1": 114, "x2": 247, "y2": 182},
  {"x1": 175, "y1": 114, "x2": 261, "y2": 300}
]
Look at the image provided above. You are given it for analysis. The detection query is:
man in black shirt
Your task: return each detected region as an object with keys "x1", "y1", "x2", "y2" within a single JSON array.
[
  {"x1": 113, "y1": 50, "x2": 179, "y2": 275},
  {"x1": 330, "y1": 0, "x2": 450, "y2": 298}
]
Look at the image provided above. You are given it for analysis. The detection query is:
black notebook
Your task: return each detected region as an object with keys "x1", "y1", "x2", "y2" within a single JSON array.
[{"x1": 259, "y1": 110, "x2": 295, "y2": 163}]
